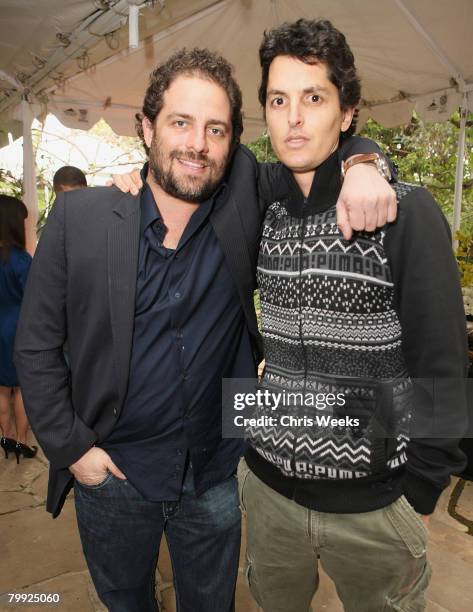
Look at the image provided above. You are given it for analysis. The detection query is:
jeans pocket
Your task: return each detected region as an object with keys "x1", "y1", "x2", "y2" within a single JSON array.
[
  {"x1": 385, "y1": 495, "x2": 428, "y2": 558},
  {"x1": 75, "y1": 471, "x2": 115, "y2": 491},
  {"x1": 237, "y1": 457, "x2": 251, "y2": 513}
]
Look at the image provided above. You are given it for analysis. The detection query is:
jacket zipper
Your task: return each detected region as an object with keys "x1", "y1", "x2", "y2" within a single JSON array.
[{"x1": 291, "y1": 201, "x2": 308, "y2": 476}]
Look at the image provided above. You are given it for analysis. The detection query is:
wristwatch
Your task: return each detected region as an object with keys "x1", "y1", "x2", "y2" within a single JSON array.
[{"x1": 341, "y1": 153, "x2": 392, "y2": 182}]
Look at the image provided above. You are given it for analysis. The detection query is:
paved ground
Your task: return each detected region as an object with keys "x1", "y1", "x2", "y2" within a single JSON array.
[{"x1": 1, "y1": 439, "x2": 473, "y2": 612}]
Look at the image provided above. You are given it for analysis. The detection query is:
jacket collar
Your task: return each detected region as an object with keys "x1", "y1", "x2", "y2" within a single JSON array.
[
  {"x1": 279, "y1": 149, "x2": 342, "y2": 217},
  {"x1": 111, "y1": 191, "x2": 141, "y2": 219},
  {"x1": 111, "y1": 161, "x2": 149, "y2": 219}
]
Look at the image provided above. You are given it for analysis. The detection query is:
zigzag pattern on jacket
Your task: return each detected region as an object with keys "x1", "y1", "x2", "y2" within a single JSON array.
[
  {"x1": 248, "y1": 183, "x2": 417, "y2": 481},
  {"x1": 295, "y1": 433, "x2": 371, "y2": 473}
]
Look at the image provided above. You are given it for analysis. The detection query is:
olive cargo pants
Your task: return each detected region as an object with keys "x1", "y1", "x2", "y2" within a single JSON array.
[{"x1": 238, "y1": 458, "x2": 431, "y2": 612}]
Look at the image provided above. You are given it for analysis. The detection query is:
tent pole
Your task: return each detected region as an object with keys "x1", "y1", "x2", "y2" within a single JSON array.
[
  {"x1": 21, "y1": 98, "x2": 39, "y2": 255},
  {"x1": 452, "y1": 95, "x2": 468, "y2": 250}
]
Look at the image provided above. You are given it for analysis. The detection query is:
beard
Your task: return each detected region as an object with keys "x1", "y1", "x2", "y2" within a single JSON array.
[{"x1": 148, "y1": 136, "x2": 229, "y2": 203}]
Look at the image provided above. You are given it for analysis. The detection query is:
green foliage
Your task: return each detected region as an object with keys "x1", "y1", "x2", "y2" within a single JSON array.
[
  {"x1": 455, "y1": 230, "x2": 473, "y2": 288},
  {"x1": 246, "y1": 132, "x2": 278, "y2": 163},
  {"x1": 253, "y1": 290, "x2": 261, "y2": 331},
  {"x1": 360, "y1": 112, "x2": 473, "y2": 231},
  {"x1": 360, "y1": 111, "x2": 473, "y2": 292},
  {"x1": 0, "y1": 169, "x2": 23, "y2": 199}
]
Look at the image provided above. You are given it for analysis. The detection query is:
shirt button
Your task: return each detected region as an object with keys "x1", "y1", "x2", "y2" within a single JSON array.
[
  {"x1": 113, "y1": 408, "x2": 117, "y2": 415},
  {"x1": 174, "y1": 292, "x2": 181, "y2": 299}
]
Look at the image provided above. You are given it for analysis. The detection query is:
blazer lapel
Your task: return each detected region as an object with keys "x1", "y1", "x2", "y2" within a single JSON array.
[{"x1": 107, "y1": 193, "x2": 141, "y2": 403}]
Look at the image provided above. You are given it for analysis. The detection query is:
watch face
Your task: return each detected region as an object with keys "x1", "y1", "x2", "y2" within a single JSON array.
[{"x1": 377, "y1": 157, "x2": 391, "y2": 179}]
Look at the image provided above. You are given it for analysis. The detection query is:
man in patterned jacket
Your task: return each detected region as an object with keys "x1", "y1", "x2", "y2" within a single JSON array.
[{"x1": 238, "y1": 18, "x2": 468, "y2": 612}]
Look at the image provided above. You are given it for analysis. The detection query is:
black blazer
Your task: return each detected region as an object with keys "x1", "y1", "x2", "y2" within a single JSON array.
[{"x1": 14, "y1": 145, "x2": 265, "y2": 517}]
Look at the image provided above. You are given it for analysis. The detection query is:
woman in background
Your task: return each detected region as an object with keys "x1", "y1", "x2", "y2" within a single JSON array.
[{"x1": 0, "y1": 194, "x2": 37, "y2": 462}]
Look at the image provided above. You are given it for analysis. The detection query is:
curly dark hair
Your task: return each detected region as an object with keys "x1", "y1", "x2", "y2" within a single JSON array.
[
  {"x1": 136, "y1": 48, "x2": 243, "y2": 154},
  {"x1": 0, "y1": 194, "x2": 28, "y2": 261},
  {"x1": 258, "y1": 19, "x2": 361, "y2": 137}
]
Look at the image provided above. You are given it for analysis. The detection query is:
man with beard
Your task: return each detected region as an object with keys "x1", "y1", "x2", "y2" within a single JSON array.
[{"x1": 14, "y1": 48, "x2": 395, "y2": 612}]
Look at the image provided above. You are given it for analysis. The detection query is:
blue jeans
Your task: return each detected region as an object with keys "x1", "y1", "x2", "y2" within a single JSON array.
[{"x1": 74, "y1": 472, "x2": 241, "y2": 612}]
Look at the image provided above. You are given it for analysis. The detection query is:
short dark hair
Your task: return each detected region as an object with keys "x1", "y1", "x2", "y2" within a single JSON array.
[
  {"x1": 53, "y1": 166, "x2": 87, "y2": 191},
  {"x1": 136, "y1": 48, "x2": 243, "y2": 153},
  {"x1": 0, "y1": 194, "x2": 28, "y2": 261},
  {"x1": 258, "y1": 19, "x2": 361, "y2": 137}
]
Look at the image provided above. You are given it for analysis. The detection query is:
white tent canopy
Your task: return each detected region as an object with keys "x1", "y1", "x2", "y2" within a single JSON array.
[{"x1": 1, "y1": 0, "x2": 472, "y2": 248}]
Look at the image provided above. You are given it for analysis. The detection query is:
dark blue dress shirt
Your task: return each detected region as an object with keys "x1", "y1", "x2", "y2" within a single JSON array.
[{"x1": 101, "y1": 181, "x2": 255, "y2": 500}]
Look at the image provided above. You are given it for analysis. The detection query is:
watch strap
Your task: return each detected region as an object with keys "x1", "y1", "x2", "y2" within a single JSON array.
[{"x1": 341, "y1": 152, "x2": 391, "y2": 182}]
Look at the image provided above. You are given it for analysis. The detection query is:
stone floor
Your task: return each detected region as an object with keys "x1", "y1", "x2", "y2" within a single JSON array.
[{"x1": 1, "y1": 440, "x2": 473, "y2": 611}]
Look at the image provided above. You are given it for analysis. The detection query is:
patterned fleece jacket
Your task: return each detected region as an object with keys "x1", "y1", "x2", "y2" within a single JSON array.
[{"x1": 245, "y1": 150, "x2": 468, "y2": 515}]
